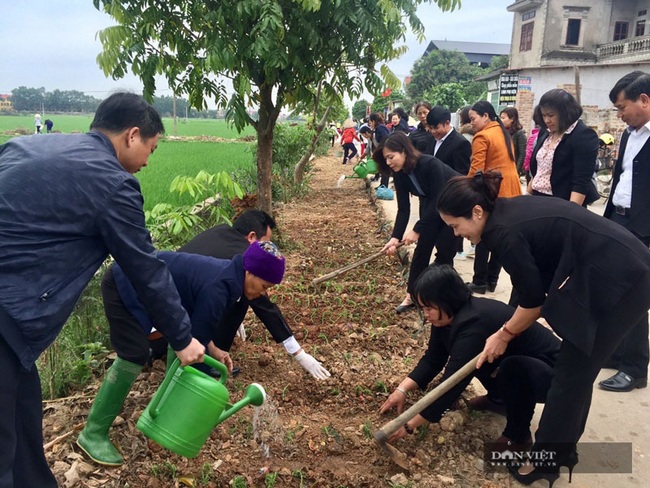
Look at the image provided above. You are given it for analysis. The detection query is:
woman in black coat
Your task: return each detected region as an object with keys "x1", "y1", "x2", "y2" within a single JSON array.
[
  {"x1": 373, "y1": 132, "x2": 459, "y2": 313},
  {"x1": 380, "y1": 265, "x2": 560, "y2": 449},
  {"x1": 437, "y1": 172, "x2": 650, "y2": 487},
  {"x1": 528, "y1": 89, "x2": 600, "y2": 206},
  {"x1": 408, "y1": 102, "x2": 436, "y2": 154}
]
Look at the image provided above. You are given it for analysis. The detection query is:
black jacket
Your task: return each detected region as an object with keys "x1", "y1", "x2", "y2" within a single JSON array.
[
  {"x1": 604, "y1": 129, "x2": 650, "y2": 240},
  {"x1": 530, "y1": 120, "x2": 599, "y2": 204},
  {"x1": 392, "y1": 154, "x2": 460, "y2": 240},
  {"x1": 482, "y1": 196, "x2": 650, "y2": 355},
  {"x1": 433, "y1": 128, "x2": 472, "y2": 175},
  {"x1": 179, "y1": 224, "x2": 293, "y2": 350},
  {"x1": 409, "y1": 297, "x2": 559, "y2": 423},
  {"x1": 0, "y1": 132, "x2": 193, "y2": 368},
  {"x1": 409, "y1": 123, "x2": 436, "y2": 154}
]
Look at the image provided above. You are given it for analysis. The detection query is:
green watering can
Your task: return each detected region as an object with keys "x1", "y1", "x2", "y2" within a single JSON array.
[
  {"x1": 137, "y1": 355, "x2": 265, "y2": 458},
  {"x1": 344, "y1": 159, "x2": 378, "y2": 180}
]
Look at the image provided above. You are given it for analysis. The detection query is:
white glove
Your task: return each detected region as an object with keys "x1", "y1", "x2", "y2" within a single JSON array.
[
  {"x1": 295, "y1": 350, "x2": 331, "y2": 380},
  {"x1": 236, "y1": 324, "x2": 247, "y2": 341}
]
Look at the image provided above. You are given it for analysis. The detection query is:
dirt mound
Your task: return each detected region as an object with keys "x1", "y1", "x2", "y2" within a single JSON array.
[{"x1": 44, "y1": 150, "x2": 511, "y2": 487}]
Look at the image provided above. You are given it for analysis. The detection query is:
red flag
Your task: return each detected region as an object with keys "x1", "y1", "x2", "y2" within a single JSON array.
[{"x1": 381, "y1": 87, "x2": 392, "y2": 98}]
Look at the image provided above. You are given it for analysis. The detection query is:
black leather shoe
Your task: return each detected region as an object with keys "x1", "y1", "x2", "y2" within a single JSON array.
[
  {"x1": 395, "y1": 303, "x2": 416, "y2": 314},
  {"x1": 598, "y1": 371, "x2": 647, "y2": 392},
  {"x1": 487, "y1": 282, "x2": 497, "y2": 292},
  {"x1": 466, "y1": 282, "x2": 487, "y2": 294}
]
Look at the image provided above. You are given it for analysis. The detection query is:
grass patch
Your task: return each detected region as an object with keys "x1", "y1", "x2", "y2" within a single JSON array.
[
  {"x1": 137, "y1": 139, "x2": 254, "y2": 211},
  {"x1": 0, "y1": 114, "x2": 255, "y2": 138}
]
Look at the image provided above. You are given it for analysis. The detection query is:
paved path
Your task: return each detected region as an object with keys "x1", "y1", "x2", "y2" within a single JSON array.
[{"x1": 374, "y1": 182, "x2": 649, "y2": 488}]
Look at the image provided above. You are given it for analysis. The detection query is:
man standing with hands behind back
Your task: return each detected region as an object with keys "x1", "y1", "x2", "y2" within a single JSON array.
[
  {"x1": 599, "y1": 71, "x2": 650, "y2": 392},
  {"x1": 0, "y1": 92, "x2": 204, "y2": 487}
]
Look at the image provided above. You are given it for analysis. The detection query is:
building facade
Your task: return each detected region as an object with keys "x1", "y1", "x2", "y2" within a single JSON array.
[{"x1": 502, "y1": 0, "x2": 650, "y2": 133}]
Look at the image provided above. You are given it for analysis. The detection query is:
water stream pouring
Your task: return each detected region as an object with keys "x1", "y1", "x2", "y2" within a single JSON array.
[{"x1": 137, "y1": 355, "x2": 265, "y2": 458}]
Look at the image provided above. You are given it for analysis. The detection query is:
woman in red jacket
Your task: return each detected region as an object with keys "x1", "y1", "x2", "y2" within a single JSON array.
[{"x1": 340, "y1": 118, "x2": 360, "y2": 165}]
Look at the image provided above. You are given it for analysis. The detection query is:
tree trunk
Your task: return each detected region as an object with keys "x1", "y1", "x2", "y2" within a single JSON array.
[
  {"x1": 255, "y1": 85, "x2": 281, "y2": 215},
  {"x1": 294, "y1": 106, "x2": 331, "y2": 185}
]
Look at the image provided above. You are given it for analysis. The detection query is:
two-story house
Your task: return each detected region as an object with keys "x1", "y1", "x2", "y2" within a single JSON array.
[{"x1": 500, "y1": 0, "x2": 650, "y2": 132}]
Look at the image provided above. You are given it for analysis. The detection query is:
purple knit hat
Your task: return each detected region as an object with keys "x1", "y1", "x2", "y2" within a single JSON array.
[{"x1": 243, "y1": 241, "x2": 285, "y2": 284}]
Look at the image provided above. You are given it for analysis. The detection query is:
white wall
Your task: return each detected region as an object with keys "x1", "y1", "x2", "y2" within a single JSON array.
[{"x1": 518, "y1": 62, "x2": 650, "y2": 108}]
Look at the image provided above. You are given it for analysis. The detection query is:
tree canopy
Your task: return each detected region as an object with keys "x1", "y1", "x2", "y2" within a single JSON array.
[
  {"x1": 351, "y1": 100, "x2": 370, "y2": 121},
  {"x1": 406, "y1": 49, "x2": 483, "y2": 103},
  {"x1": 9, "y1": 87, "x2": 102, "y2": 113},
  {"x1": 93, "y1": 0, "x2": 461, "y2": 213},
  {"x1": 371, "y1": 89, "x2": 408, "y2": 114}
]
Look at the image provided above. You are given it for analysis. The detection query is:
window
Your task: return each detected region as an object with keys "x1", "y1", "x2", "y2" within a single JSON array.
[
  {"x1": 520, "y1": 22, "x2": 534, "y2": 51},
  {"x1": 639, "y1": 10, "x2": 647, "y2": 17},
  {"x1": 614, "y1": 21, "x2": 629, "y2": 41},
  {"x1": 636, "y1": 20, "x2": 646, "y2": 37},
  {"x1": 565, "y1": 19, "x2": 581, "y2": 45},
  {"x1": 522, "y1": 11, "x2": 535, "y2": 21}
]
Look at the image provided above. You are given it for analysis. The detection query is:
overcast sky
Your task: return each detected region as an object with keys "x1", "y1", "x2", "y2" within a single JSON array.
[{"x1": 0, "y1": 0, "x2": 514, "y2": 102}]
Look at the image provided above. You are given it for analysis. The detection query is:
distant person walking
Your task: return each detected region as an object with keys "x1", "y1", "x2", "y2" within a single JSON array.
[
  {"x1": 340, "y1": 118, "x2": 360, "y2": 165},
  {"x1": 44, "y1": 119, "x2": 54, "y2": 133},
  {"x1": 34, "y1": 113, "x2": 43, "y2": 134}
]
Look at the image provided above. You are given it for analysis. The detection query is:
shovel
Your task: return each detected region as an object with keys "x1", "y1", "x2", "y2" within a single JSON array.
[{"x1": 374, "y1": 353, "x2": 481, "y2": 469}]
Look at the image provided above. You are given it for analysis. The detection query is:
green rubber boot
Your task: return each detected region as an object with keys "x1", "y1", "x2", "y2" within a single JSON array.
[{"x1": 77, "y1": 358, "x2": 142, "y2": 466}]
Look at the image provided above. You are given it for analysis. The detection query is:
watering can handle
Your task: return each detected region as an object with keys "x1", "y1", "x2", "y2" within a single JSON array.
[{"x1": 149, "y1": 355, "x2": 229, "y2": 419}]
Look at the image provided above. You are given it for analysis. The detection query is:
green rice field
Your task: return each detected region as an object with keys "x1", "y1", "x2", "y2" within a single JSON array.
[
  {"x1": 0, "y1": 114, "x2": 255, "y2": 138},
  {"x1": 138, "y1": 139, "x2": 253, "y2": 210},
  {"x1": 0, "y1": 114, "x2": 255, "y2": 209}
]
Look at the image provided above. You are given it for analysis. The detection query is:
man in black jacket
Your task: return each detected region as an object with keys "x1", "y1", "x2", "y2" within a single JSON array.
[
  {"x1": 179, "y1": 210, "x2": 331, "y2": 381},
  {"x1": 426, "y1": 106, "x2": 472, "y2": 261},
  {"x1": 599, "y1": 71, "x2": 650, "y2": 392},
  {"x1": 426, "y1": 106, "x2": 472, "y2": 175}
]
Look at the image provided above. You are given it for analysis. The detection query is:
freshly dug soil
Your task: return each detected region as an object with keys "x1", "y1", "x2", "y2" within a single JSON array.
[{"x1": 43, "y1": 149, "x2": 512, "y2": 487}]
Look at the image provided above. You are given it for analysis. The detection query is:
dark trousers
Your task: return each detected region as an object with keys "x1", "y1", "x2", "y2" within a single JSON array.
[
  {"x1": 407, "y1": 225, "x2": 456, "y2": 294},
  {"x1": 0, "y1": 330, "x2": 58, "y2": 488},
  {"x1": 455, "y1": 235, "x2": 464, "y2": 253},
  {"x1": 532, "y1": 270, "x2": 650, "y2": 459},
  {"x1": 342, "y1": 143, "x2": 357, "y2": 164},
  {"x1": 379, "y1": 173, "x2": 390, "y2": 188},
  {"x1": 498, "y1": 356, "x2": 554, "y2": 443},
  {"x1": 605, "y1": 212, "x2": 650, "y2": 379},
  {"x1": 102, "y1": 268, "x2": 152, "y2": 366},
  {"x1": 472, "y1": 241, "x2": 502, "y2": 286}
]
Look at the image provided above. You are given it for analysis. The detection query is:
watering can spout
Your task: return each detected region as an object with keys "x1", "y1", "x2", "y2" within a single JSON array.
[{"x1": 219, "y1": 383, "x2": 266, "y2": 423}]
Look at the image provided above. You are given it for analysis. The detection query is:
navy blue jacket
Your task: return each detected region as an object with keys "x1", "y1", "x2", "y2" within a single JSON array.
[
  {"x1": 0, "y1": 132, "x2": 193, "y2": 368},
  {"x1": 113, "y1": 252, "x2": 244, "y2": 348},
  {"x1": 179, "y1": 225, "x2": 292, "y2": 349}
]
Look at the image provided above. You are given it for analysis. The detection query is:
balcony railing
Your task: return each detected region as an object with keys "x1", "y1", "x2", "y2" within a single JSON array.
[{"x1": 598, "y1": 35, "x2": 650, "y2": 60}]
